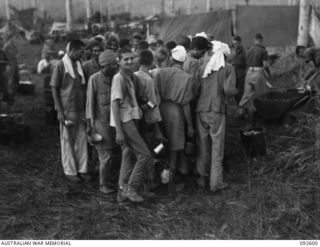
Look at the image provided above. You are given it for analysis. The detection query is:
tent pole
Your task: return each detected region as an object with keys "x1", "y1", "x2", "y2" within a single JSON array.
[{"x1": 297, "y1": 0, "x2": 311, "y2": 46}]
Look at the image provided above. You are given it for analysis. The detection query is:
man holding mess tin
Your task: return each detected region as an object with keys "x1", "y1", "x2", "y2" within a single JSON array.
[
  {"x1": 86, "y1": 50, "x2": 120, "y2": 194},
  {"x1": 50, "y1": 40, "x2": 89, "y2": 183}
]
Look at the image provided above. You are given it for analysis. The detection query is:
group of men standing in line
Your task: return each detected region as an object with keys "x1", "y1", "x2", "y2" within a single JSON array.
[{"x1": 49, "y1": 31, "x2": 272, "y2": 203}]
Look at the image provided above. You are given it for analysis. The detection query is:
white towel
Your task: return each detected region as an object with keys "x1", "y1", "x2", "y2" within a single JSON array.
[
  {"x1": 62, "y1": 53, "x2": 86, "y2": 85},
  {"x1": 203, "y1": 41, "x2": 231, "y2": 78}
]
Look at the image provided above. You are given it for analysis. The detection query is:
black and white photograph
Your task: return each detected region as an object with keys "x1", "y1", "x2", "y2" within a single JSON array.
[{"x1": 0, "y1": 0, "x2": 319, "y2": 243}]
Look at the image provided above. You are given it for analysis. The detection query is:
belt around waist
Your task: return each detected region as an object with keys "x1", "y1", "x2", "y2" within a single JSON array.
[{"x1": 248, "y1": 67, "x2": 264, "y2": 71}]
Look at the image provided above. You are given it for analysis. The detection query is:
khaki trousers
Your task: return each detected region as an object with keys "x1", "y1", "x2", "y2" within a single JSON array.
[
  {"x1": 118, "y1": 120, "x2": 153, "y2": 190},
  {"x1": 59, "y1": 111, "x2": 88, "y2": 176},
  {"x1": 96, "y1": 148, "x2": 118, "y2": 186},
  {"x1": 196, "y1": 112, "x2": 226, "y2": 189}
]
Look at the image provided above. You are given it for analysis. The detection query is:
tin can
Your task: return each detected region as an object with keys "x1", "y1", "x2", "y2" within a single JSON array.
[
  {"x1": 147, "y1": 101, "x2": 156, "y2": 110},
  {"x1": 64, "y1": 120, "x2": 74, "y2": 126},
  {"x1": 154, "y1": 143, "x2": 164, "y2": 154}
]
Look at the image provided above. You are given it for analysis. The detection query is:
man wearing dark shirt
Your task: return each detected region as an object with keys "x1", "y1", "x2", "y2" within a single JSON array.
[
  {"x1": 239, "y1": 33, "x2": 271, "y2": 117},
  {"x1": 230, "y1": 35, "x2": 247, "y2": 103},
  {"x1": 0, "y1": 37, "x2": 10, "y2": 102}
]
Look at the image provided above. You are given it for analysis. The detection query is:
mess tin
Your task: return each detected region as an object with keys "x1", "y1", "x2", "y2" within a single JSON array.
[{"x1": 89, "y1": 132, "x2": 103, "y2": 145}]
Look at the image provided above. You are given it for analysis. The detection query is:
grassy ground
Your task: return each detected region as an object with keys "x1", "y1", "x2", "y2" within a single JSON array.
[{"x1": 0, "y1": 41, "x2": 319, "y2": 239}]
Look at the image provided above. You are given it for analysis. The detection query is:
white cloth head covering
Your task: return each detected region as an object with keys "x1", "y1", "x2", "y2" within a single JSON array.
[
  {"x1": 58, "y1": 50, "x2": 65, "y2": 56},
  {"x1": 171, "y1": 45, "x2": 186, "y2": 62},
  {"x1": 203, "y1": 41, "x2": 231, "y2": 78},
  {"x1": 148, "y1": 35, "x2": 157, "y2": 44},
  {"x1": 195, "y1": 32, "x2": 208, "y2": 39}
]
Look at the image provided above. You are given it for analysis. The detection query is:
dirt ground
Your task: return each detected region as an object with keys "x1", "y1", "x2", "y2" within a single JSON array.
[{"x1": 0, "y1": 41, "x2": 319, "y2": 239}]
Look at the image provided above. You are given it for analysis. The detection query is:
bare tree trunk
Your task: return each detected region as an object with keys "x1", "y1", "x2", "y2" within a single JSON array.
[
  {"x1": 161, "y1": 0, "x2": 165, "y2": 18},
  {"x1": 187, "y1": 0, "x2": 192, "y2": 14},
  {"x1": 225, "y1": 0, "x2": 229, "y2": 10},
  {"x1": 171, "y1": 0, "x2": 175, "y2": 16},
  {"x1": 297, "y1": 0, "x2": 311, "y2": 46},
  {"x1": 39, "y1": 0, "x2": 45, "y2": 19},
  {"x1": 206, "y1": 0, "x2": 211, "y2": 12},
  {"x1": 66, "y1": 0, "x2": 73, "y2": 32},
  {"x1": 99, "y1": 0, "x2": 104, "y2": 24},
  {"x1": 85, "y1": 0, "x2": 91, "y2": 21},
  {"x1": 124, "y1": 0, "x2": 129, "y2": 12},
  {"x1": 5, "y1": 0, "x2": 10, "y2": 20}
]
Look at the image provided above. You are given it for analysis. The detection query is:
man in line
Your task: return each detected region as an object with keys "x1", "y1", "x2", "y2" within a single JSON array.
[
  {"x1": 135, "y1": 50, "x2": 164, "y2": 193},
  {"x1": 230, "y1": 35, "x2": 247, "y2": 104},
  {"x1": 196, "y1": 41, "x2": 237, "y2": 192},
  {"x1": 86, "y1": 50, "x2": 119, "y2": 194},
  {"x1": 134, "y1": 50, "x2": 163, "y2": 146},
  {"x1": 154, "y1": 45, "x2": 194, "y2": 190},
  {"x1": 183, "y1": 36, "x2": 210, "y2": 92},
  {"x1": 50, "y1": 40, "x2": 89, "y2": 182},
  {"x1": 3, "y1": 33, "x2": 19, "y2": 103},
  {"x1": 238, "y1": 33, "x2": 271, "y2": 122},
  {"x1": 0, "y1": 36, "x2": 10, "y2": 107},
  {"x1": 82, "y1": 37, "x2": 105, "y2": 83},
  {"x1": 111, "y1": 48, "x2": 153, "y2": 203},
  {"x1": 182, "y1": 35, "x2": 210, "y2": 175}
]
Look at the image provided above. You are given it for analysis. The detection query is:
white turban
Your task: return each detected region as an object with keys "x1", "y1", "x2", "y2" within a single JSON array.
[
  {"x1": 203, "y1": 41, "x2": 230, "y2": 78},
  {"x1": 171, "y1": 45, "x2": 186, "y2": 62},
  {"x1": 195, "y1": 32, "x2": 208, "y2": 39}
]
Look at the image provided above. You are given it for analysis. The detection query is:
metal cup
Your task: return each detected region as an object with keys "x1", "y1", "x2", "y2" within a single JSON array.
[
  {"x1": 154, "y1": 143, "x2": 164, "y2": 154},
  {"x1": 147, "y1": 101, "x2": 156, "y2": 109}
]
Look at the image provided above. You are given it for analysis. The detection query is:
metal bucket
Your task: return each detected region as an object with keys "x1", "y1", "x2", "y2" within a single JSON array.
[{"x1": 240, "y1": 127, "x2": 267, "y2": 157}]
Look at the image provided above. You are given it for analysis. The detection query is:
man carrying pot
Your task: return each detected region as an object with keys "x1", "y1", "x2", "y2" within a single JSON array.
[{"x1": 86, "y1": 50, "x2": 120, "y2": 194}]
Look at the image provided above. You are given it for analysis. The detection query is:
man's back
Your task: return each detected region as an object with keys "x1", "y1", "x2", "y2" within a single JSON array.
[
  {"x1": 246, "y1": 43, "x2": 268, "y2": 68},
  {"x1": 197, "y1": 63, "x2": 236, "y2": 113},
  {"x1": 155, "y1": 65, "x2": 193, "y2": 106}
]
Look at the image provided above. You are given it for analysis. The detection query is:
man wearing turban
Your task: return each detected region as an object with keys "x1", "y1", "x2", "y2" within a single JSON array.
[
  {"x1": 154, "y1": 45, "x2": 194, "y2": 191},
  {"x1": 86, "y1": 50, "x2": 120, "y2": 194}
]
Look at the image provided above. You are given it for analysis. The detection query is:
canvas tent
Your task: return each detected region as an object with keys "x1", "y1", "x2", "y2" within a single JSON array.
[
  {"x1": 0, "y1": 22, "x2": 27, "y2": 36},
  {"x1": 236, "y1": 6, "x2": 299, "y2": 48},
  {"x1": 152, "y1": 10, "x2": 232, "y2": 43},
  {"x1": 48, "y1": 22, "x2": 67, "y2": 35}
]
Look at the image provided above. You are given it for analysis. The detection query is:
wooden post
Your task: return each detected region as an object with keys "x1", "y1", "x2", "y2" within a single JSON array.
[
  {"x1": 297, "y1": 0, "x2": 311, "y2": 46},
  {"x1": 206, "y1": 0, "x2": 211, "y2": 12},
  {"x1": 85, "y1": 0, "x2": 91, "y2": 21},
  {"x1": 66, "y1": 0, "x2": 73, "y2": 32}
]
